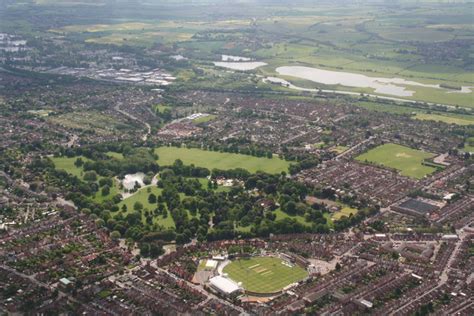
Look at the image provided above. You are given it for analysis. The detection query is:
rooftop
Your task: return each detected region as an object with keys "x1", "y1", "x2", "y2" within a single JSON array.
[{"x1": 209, "y1": 275, "x2": 240, "y2": 294}]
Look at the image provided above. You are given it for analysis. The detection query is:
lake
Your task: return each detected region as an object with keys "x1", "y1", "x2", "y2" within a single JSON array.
[
  {"x1": 221, "y1": 54, "x2": 252, "y2": 61},
  {"x1": 214, "y1": 61, "x2": 267, "y2": 71},
  {"x1": 276, "y1": 66, "x2": 441, "y2": 97}
]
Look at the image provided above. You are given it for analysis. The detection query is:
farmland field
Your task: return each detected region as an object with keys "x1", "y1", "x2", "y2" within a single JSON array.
[
  {"x1": 413, "y1": 113, "x2": 474, "y2": 126},
  {"x1": 356, "y1": 143, "x2": 437, "y2": 179},
  {"x1": 155, "y1": 147, "x2": 290, "y2": 174},
  {"x1": 32, "y1": 1, "x2": 474, "y2": 108},
  {"x1": 223, "y1": 256, "x2": 308, "y2": 293}
]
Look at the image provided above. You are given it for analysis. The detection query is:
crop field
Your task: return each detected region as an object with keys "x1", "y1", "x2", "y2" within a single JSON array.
[
  {"x1": 413, "y1": 113, "x2": 474, "y2": 126},
  {"x1": 223, "y1": 256, "x2": 308, "y2": 293},
  {"x1": 155, "y1": 147, "x2": 290, "y2": 174},
  {"x1": 9, "y1": 0, "x2": 474, "y2": 108},
  {"x1": 354, "y1": 101, "x2": 474, "y2": 126},
  {"x1": 356, "y1": 143, "x2": 437, "y2": 179}
]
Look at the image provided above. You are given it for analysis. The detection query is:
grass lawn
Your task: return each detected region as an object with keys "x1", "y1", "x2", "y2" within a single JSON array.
[
  {"x1": 273, "y1": 208, "x2": 310, "y2": 227},
  {"x1": 332, "y1": 206, "x2": 358, "y2": 220},
  {"x1": 106, "y1": 151, "x2": 124, "y2": 159},
  {"x1": 193, "y1": 114, "x2": 217, "y2": 123},
  {"x1": 153, "y1": 104, "x2": 171, "y2": 113},
  {"x1": 52, "y1": 156, "x2": 120, "y2": 203},
  {"x1": 51, "y1": 156, "x2": 86, "y2": 178},
  {"x1": 118, "y1": 186, "x2": 175, "y2": 229},
  {"x1": 331, "y1": 145, "x2": 349, "y2": 154},
  {"x1": 155, "y1": 147, "x2": 290, "y2": 174},
  {"x1": 463, "y1": 137, "x2": 474, "y2": 153},
  {"x1": 356, "y1": 143, "x2": 437, "y2": 179},
  {"x1": 223, "y1": 256, "x2": 308, "y2": 293}
]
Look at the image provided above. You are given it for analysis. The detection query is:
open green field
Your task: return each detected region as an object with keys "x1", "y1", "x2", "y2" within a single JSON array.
[
  {"x1": 356, "y1": 143, "x2": 437, "y2": 179},
  {"x1": 51, "y1": 156, "x2": 86, "y2": 178},
  {"x1": 463, "y1": 137, "x2": 474, "y2": 153},
  {"x1": 332, "y1": 206, "x2": 358, "y2": 221},
  {"x1": 51, "y1": 156, "x2": 120, "y2": 202},
  {"x1": 223, "y1": 256, "x2": 308, "y2": 293},
  {"x1": 330, "y1": 145, "x2": 349, "y2": 154},
  {"x1": 413, "y1": 113, "x2": 474, "y2": 126},
  {"x1": 153, "y1": 104, "x2": 172, "y2": 113},
  {"x1": 155, "y1": 147, "x2": 290, "y2": 174},
  {"x1": 48, "y1": 111, "x2": 134, "y2": 136},
  {"x1": 193, "y1": 114, "x2": 217, "y2": 123},
  {"x1": 273, "y1": 208, "x2": 311, "y2": 227},
  {"x1": 355, "y1": 101, "x2": 474, "y2": 126},
  {"x1": 118, "y1": 186, "x2": 175, "y2": 229},
  {"x1": 4, "y1": 0, "x2": 473, "y2": 108}
]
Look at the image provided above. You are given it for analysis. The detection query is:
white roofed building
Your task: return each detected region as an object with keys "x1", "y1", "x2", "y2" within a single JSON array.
[{"x1": 208, "y1": 275, "x2": 241, "y2": 296}]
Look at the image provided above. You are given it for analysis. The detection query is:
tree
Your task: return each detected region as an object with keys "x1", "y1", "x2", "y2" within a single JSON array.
[
  {"x1": 282, "y1": 201, "x2": 297, "y2": 215},
  {"x1": 83, "y1": 171, "x2": 98, "y2": 182},
  {"x1": 335, "y1": 262, "x2": 341, "y2": 271},
  {"x1": 133, "y1": 201, "x2": 143, "y2": 211},
  {"x1": 148, "y1": 193, "x2": 157, "y2": 204},
  {"x1": 110, "y1": 230, "x2": 121, "y2": 240},
  {"x1": 74, "y1": 157, "x2": 84, "y2": 167},
  {"x1": 101, "y1": 185, "x2": 110, "y2": 196}
]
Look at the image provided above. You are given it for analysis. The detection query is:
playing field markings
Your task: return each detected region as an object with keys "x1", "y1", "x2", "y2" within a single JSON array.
[
  {"x1": 261, "y1": 271, "x2": 273, "y2": 276},
  {"x1": 248, "y1": 264, "x2": 260, "y2": 269},
  {"x1": 254, "y1": 267, "x2": 268, "y2": 273}
]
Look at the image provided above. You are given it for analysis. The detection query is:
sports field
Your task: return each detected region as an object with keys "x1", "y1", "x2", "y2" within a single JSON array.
[
  {"x1": 223, "y1": 256, "x2": 308, "y2": 293},
  {"x1": 355, "y1": 143, "x2": 436, "y2": 179},
  {"x1": 155, "y1": 147, "x2": 290, "y2": 174}
]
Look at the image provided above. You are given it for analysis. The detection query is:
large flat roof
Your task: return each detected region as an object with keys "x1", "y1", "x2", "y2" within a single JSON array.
[
  {"x1": 209, "y1": 275, "x2": 240, "y2": 294},
  {"x1": 398, "y1": 198, "x2": 439, "y2": 214}
]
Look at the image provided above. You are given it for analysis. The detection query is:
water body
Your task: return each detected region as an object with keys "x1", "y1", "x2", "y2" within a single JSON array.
[
  {"x1": 276, "y1": 66, "x2": 442, "y2": 97},
  {"x1": 122, "y1": 172, "x2": 145, "y2": 190},
  {"x1": 214, "y1": 61, "x2": 267, "y2": 71},
  {"x1": 263, "y1": 76, "x2": 461, "y2": 111},
  {"x1": 221, "y1": 54, "x2": 252, "y2": 62}
]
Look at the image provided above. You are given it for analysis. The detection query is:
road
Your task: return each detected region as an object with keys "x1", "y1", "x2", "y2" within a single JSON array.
[
  {"x1": 389, "y1": 226, "x2": 468, "y2": 315},
  {"x1": 0, "y1": 264, "x2": 92, "y2": 311},
  {"x1": 114, "y1": 103, "x2": 151, "y2": 141},
  {"x1": 147, "y1": 261, "x2": 249, "y2": 315},
  {"x1": 335, "y1": 136, "x2": 375, "y2": 160}
]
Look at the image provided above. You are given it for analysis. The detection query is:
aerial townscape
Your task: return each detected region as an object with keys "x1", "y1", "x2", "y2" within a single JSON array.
[{"x1": 0, "y1": 0, "x2": 473, "y2": 315}]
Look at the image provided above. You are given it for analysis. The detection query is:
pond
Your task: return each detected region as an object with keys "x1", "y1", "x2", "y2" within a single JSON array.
[{"x1": 122, "y1": 172, "x2": 145, "y2": 190}]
